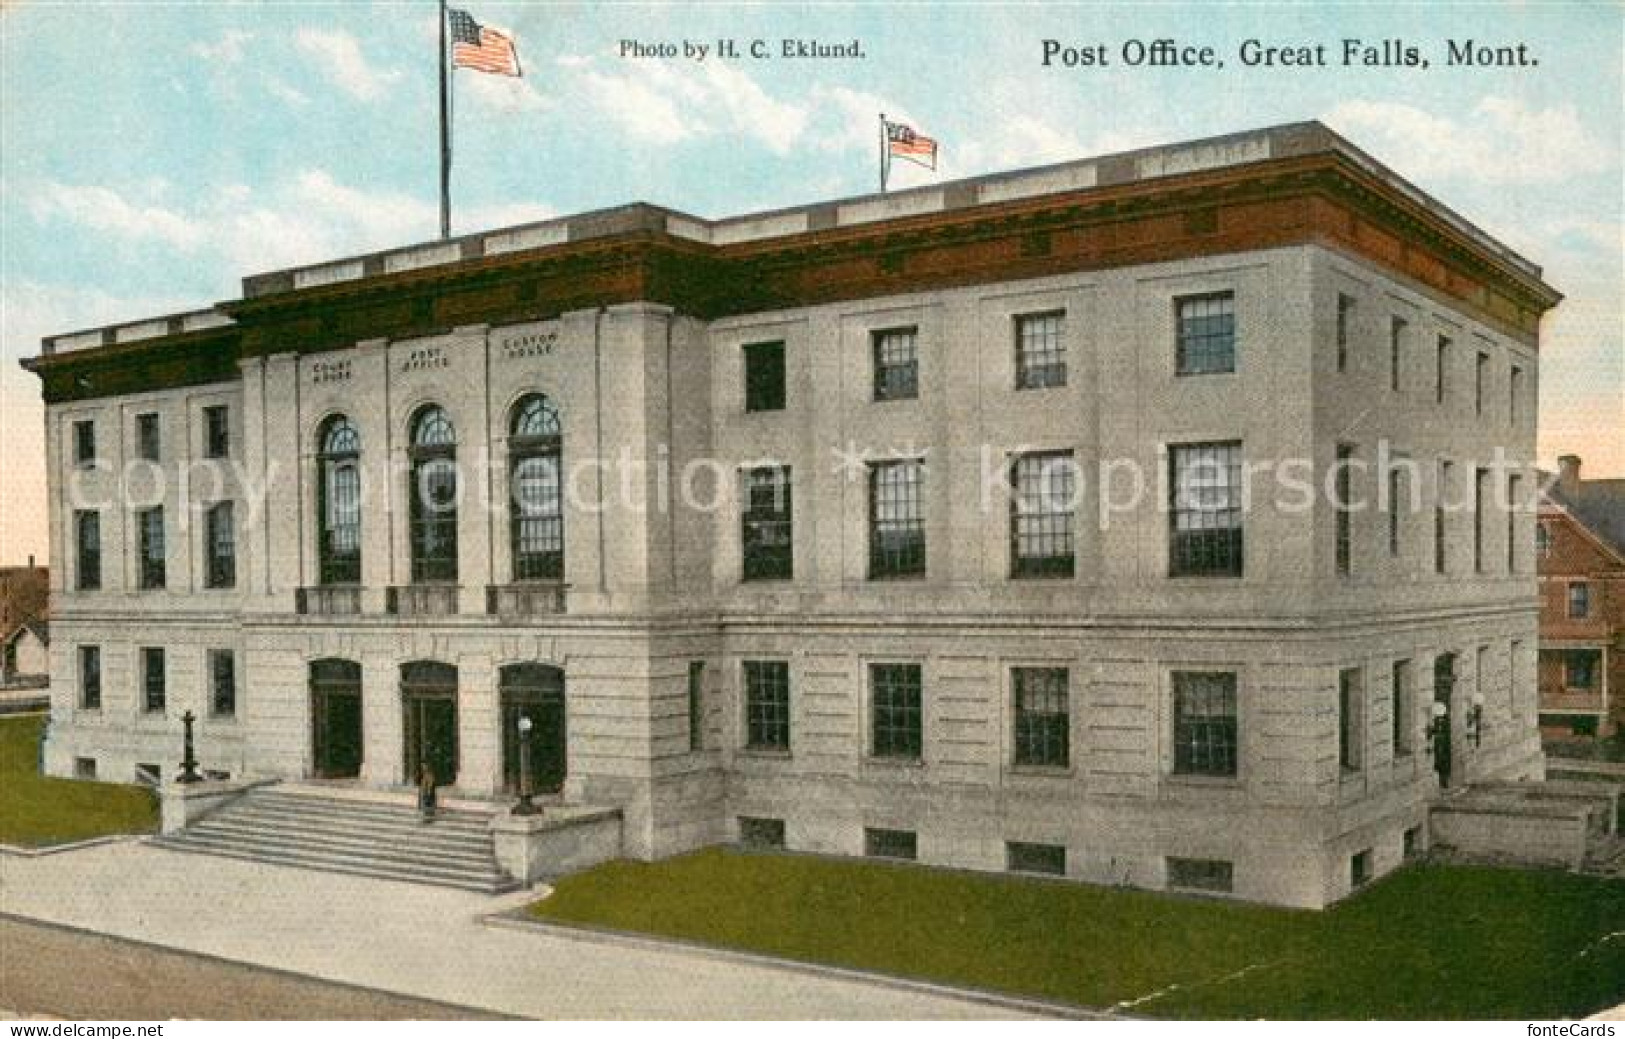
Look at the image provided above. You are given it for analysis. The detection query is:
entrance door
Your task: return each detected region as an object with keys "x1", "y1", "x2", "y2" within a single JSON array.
[
  {"x1": 1433, "y1": 653, "x2": 1456, "y2": 788},
  {"x1": 310, "y1": 659, "x2": 363, "y2": 779},
  {"x1": 401, "y1": 661, "x2": 458, "y2": 787},
  {"x1": 500, "y1": 664, "x2": 566, "y2": 794}
]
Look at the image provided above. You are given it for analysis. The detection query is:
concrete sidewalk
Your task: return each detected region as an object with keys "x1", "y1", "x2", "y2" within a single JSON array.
[{"x1": 0, "y1": 841, "x2": 1039, "y2": 1020}]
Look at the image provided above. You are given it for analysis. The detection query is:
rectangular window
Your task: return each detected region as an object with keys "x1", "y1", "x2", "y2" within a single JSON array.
[
  {"x1": 1007, "y1": 841, "x2": 1066, "y2": 876},
  {"x1": 73, "y1": 420, "x2": 96, "y2": 466},
  {"x1": 863, "y1": 827, "x2": 917, "y2": 861},
  {"x1": 1568, "y1": 582, "x2": 1591, "y2": 619},
  {"x1": 742, "y1": 341, "x2": 786, "y2": 413},
  {"x1": 1010, "y1": 452, "x2": 1076, "y2": 578},
  {"x1": 743, "y1": 660, "x2": 790, "y2": 751},
  {"x1": 210, "y1": 649, "x2": 236, "y2": 717},
  {"x1": 870, "y1": 663, "x2": 923, "y2": 760},
  {"x1": 74, "y1": 510, "x2": 101, "y2": 591},
  {"x1": 740, "y1": 465, "x2": 793, "y2": 581},
  {"x1": 1172, "y1": 671, "x2": 1237, "y2": 777},
  {"x1": 206, "y1": 501, "x2": 236, "y2": 589},
  {"x1": 1389, "y1": 317, "x2": 1406, "y2": 392},
  {"x1": 687, "y1": 661, "x2": 704, "y2": 752},
  {"x1": 1507, "y1": 475, "x2": 1522, "y2": 572},
  {"x1": 204, "y1": 405, "x2": 230, "y2": 458},
  {"x1": 1351, "y1": 849, "x2": 1373, "y2": 887},
  {"x1": 868, "y1": 460, "x2": 926, "y2": 579},
  {"x1": 1014, "y1": 311, "x2": 1066, "y2": 389},
  {"x1": 1169, "y1": 442, "x2": 1243, "y2": 577},
  {"x1": 1404, "y1": 826, "x2": 1423, "y2": 860},
  {"x1": 1509, "y1": 365, "x2": 1523, "y2": 426},
  {"x1": 1436, "y1": 337, "x2": 1450, "y2": 404},
  {"x1": 738, "y1": 816, "x2": 785, "y2": 849},
  {"x1": 1175, "y1": 292, "x2": 1235, "y2": 375},
  {"x1": 79, "y1": 645, "x2": 101, "y2": 711},
  {"x1": 872, "y1": 327, "x2": 919, "y2": 401},
  {"x1": 1387, "y1": 467, "x2": 1404, "y2": 558},
  {"x1": 1474, "y1": 468, "x2": 1490, "y2": 573},
  {"x1": 1335, "y1": 444, "x2": 1355, "y2": 576},
  {"x1": 136, "y1": 412, "x2": 161, "y2": 462},
  {"x1": 1435, "y1": 461, "x2": 1452, "y2": 574},
  {"x1": 1566, "y1": 650, "x2": 1599, "y2": 690},
  {"x1": 1335, "y1": 294, "x2": 1354, "y2": 372},
  {"x1": 141, "y1": 647, "x2": 165, "y2": 715},
  {"x1": 74, "y1": 757, "x2": 97, "y2": 780},
  {"x1": 1392, "y1": 660, "x2": 1411, "y2": 756},
  {"x1": 1339, "y1": 667, "x2": 1364, "y2": 772},
  {"x1": 1013, "y1": 667, "x2": 1070, "y2": 768},
  {"x1": 1167, "y1": 857, "x2": 1233, "y2": 893},
  {"x1": 134, "y1": 763, "x2": 161, "y2": 787},
  {"x1": 1475, "y1": 352, "x2": 1489, "y2": 416},
  {"x1": 138, "y1": 507, "x2": 166, "y2": 589}
]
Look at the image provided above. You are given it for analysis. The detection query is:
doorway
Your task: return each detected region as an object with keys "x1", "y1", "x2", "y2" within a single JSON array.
[
  {"x1": 310, "y1": 659, "x2": 363, "y2": 779},
  {"x1": 501, "y1": 664, "x2": 566, "y2": 794},
  {"x1": 401, "y1": 661, "x2": 459, "y2": 787},
  {"x1": 1433, "y1": 653, "x2": 1457, "y2": 788}
]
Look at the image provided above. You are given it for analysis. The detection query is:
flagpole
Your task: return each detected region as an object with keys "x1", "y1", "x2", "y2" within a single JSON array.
[
  {"x1": 878, "y1": 113, "x2": 888, "y2": 194},
  {"x1": 438, "y1": 0, "x2": 451, "y2": 239}
]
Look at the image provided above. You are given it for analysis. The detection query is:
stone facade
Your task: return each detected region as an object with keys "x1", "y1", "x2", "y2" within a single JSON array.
[{"x1": 23, "y1": 122, "x2": 1560, "y2": 907}]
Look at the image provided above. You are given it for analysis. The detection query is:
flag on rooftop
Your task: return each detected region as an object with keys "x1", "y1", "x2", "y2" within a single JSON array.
[
  {"x1": 885, "y1": 119, "x2": 938, "y2": 170},
  {"x1": 448, "y1": 8, "x2": 522, "y2": 77}
]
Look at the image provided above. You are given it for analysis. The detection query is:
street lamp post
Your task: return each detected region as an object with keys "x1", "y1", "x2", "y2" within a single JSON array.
[
  {"x1": 514, "y1": 715, "x2": 538, "y2": 816},
  {"x1": 178, "y1": 710, "x2": 203, "y2": 784}
]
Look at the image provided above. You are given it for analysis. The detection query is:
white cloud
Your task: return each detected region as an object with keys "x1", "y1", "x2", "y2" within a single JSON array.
[
  {"x1": 295, "y1": 29, "x2": 401, "y2": 102},
  {"x1": 461, "y1": 72, "x2": 550, "y2": 114},
  {"x1": 563, "y1": 56, "x2": 807, "y2": 154},
  {"x1": 28, "y1": 182, "x2": 208, "y2": 251},
  {"x1": 1326, "y1": 97, "x2": 1613, "y2": 186},
  {"x1": 191, "y1": 30, "x2": 252, "y2": 65},
  {"x1": 264, "y1": 77, "x2": 311, "y2": 107}
]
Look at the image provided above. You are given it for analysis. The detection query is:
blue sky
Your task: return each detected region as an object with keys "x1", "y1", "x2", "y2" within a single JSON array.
[{"x1": 1, "y1": 1, "x2": 1621, "y2": 562}]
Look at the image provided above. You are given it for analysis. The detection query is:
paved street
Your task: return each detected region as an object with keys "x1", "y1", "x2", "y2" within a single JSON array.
[{"x1": 0, "y1": 841, "x2": 1037, "y2": 1019}]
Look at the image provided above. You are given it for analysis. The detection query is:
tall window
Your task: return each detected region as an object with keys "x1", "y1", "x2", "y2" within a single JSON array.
[
  {"x1": 1175, "y1": 292, "x2": 1235, "y2": 375},
  {"x1": 1335, "y1": 444, "x2": 1355, "y2": 576},
  {"x1": 408, "y1": 405, "x2": 458, "y2": 583},
  {"x1": 137, "y1": 412, "x2": 161, "y2": 462},
  {"x1": 1387, "y1": 466, "x2": 1404, "y2": 558},
  {"x1": 741, "y1": 465, "x2": 793, "y2": 581},
  {"x1": 870, "y1": 663, "x2": 922, "y2": 760},
  {"x1": 1435, "y1": 461, "x2": 1452, "y2": 574},
  {"x1": 1535, "y1": 523, "x2": 1552, "y2": 559},
  {"x1": 1507, "y1": 474, "x2": 1522, "y2": 572},
  {"x1": 1475, "y1": 352, "x2": 1489, "y2": 416},
  {"x1": 210, "y1": 649, "x2": 237, "y2": 717},
  {"x1": 1509, "y1": 365, "x2": 1523, "y2": 426},
  {"x1": 1436, "y1": 336, "x2": 1450, "y2": 404},
  {"x1": 1474, "y1": 468, "x2": 1490, "y2": 573},
  {"x1": 204, "y1": 405, "x2": 230, "y2": 459},
  {"x1": 1339, "y1": 668, "x2": 1363, "y2": 772},
  {"x1": 142, "y1": 647, "x2": 165, "y2": 715},
  {"x1": 509, "y1": 395, "x2": 564, "y2": 581},
  {"x1": 205, "y1": 502, "x2": 235, "y2": 589},
  {"x1": 687, "y1": 662, "x2": 705, "y2": 752},
  {"x1": 743, "y1": 341, "x2": 786, "y2": 412},
  {"x1": 1169, "y1": 442, "x2": 1243, "y2": 577},
  {"x1": 743, "y1": 660, "x2": 790, "y2": 751},
  {"x1": 1566, "y1": 650, "x2": 1598, "y2": 689},
  {"x1": 872, "y1": 328, "x2": 918, "y2": 401},
  {"x1": 79, "y1": 645, "x2": 101, "y2": 711},
  {"x1": 1172, "y1": 671, "x2": 1237, "y2": 777},
  {"x1": 869, "y1": 460, "x2": 925, "y2": 579},
  {"x1": 1010, "y1": 452, "x2": 1075, "y2": 578},
  {"x1": 1568, "y1": 582, "x2": 1591, "y2": 619},
  {"x1": 73, "y1": 420, "x2": 96, "y2": 466},
  {"x1": 1015, "y1": 311, "x2": 1066, "y2": 389},
  {"x1": 1389, "y1": 317, "x2": 1406, "y2": 392},
  {"x1": 1013, "y1": 667, "x2": 1069, "y2": 768},
  {"x1": 74, "y1": 510, "x2": 101, "y2": 591},
  {"x1": 1335, "y1": 294, "x2": 1354, "y2": 372},
  {"x1": 137, "y1": 507, "x2": 165, "y2": 590},
  {"x1": 1392, "y1": 659, "x2": 1411, "y2": 756},
  {"x1": 317, "y1": 415, "x2": 362, "y2": 585}
]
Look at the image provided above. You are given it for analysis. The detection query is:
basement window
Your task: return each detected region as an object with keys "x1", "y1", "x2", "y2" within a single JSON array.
[
  {"x1": 738, "y1": 816, "x2": 785, "y2": 850},
  {"x1": 1351, "y1": 849, "x2": 1374, "y2": 888},
  {"x1": 1167, "y1": 856, "x2": 1233, "y2": 894},
  {"x1": 864, "y1": 827, "x2": 918, "y2": 861},
  {"x1": 1006, "y1": 841, "x2": 1066, "y2": 876},
  {"x1": 73, "y1": 757, "x2": 97, "y2": 780}
]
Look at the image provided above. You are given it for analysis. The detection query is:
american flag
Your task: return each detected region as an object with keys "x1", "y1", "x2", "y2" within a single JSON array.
[
  {"x1": 886, "y1": 120, "x2": 938, "y2": 169},
  {"x1": 448, "y1": 8, "x2": 522, "y2": 77}
]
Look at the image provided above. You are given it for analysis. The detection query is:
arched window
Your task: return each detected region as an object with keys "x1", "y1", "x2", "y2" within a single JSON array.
[
  {"x1": 317, "y1": 416, "x2": 361, "y2": 585},
  {"x1": 509, "y1": 395, "x2": 564, "y2": 581},
  {"x1": 409, "y1": 405, "x2": 458, "y2": 582}
]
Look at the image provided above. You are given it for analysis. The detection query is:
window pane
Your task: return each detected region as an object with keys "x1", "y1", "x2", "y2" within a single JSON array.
[
  {"x1": 139, "y1": 508, "x2": 165, "y2": 589},
  {"x1": 1176, "y1": 293, "x2": 1235, "y2": 375},
  {"x1": 741, "y1": 466, "x2": 793, "y2": 580},
  {"x1": 211, "y1": 650, "x2": 236, "y2": 716},
  {"x1": 1173, "y1": 671, "x2": 1237, "y2": 776},
  {"x1": 873, "y1": 329, "x2": 919, "y2": 401},
  {"x1": 870, "y1": 663, "x2": 922, "y2": 759},
  {"x1": 744, "y1": 661, "x2": 790, "y2": 750},
  {"x1": 142, "y1": 647, "x2": 165, "y2": 714},
  {"x1": 869, "y1": 460, "x2": 925, "y2": 578},
  {"x1": 1011, "y1": 453, "x2": 1075, "y2": 577},
  {"x1": 1170, "y1": 443, "x2": 1243, "y2": 576},
  {"x1": 1015, "y1": 312, "x2": 1066, "y2": 389},
  {"x1": 207, "y1": 502, "x2": 235, "y2": 588},
  {"x1": 75, "y1": 511, "x2": 101, "y2": 590},
  {"x1": 743, "y1": 341, "x2": 786, "y2": 412},
  {"x1": 1013, "y1": 667, "x2": 1069, "y2": 767},
  {"x1": 79, "y1": 646, "x2": 101, "y2": 711}
]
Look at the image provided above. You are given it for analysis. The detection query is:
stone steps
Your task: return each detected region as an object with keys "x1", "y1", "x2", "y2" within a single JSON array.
[{"x1": 153, "y1": 786, "x2": 521, "y2": 894}]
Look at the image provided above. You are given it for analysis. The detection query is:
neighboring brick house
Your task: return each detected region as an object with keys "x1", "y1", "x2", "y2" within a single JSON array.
[{"x1": 1538, "y1": 455, "x2": 1625, "y2": 738}]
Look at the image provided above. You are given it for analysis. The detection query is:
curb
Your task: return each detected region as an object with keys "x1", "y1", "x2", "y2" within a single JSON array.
[
  {"x1": 481, "y1": 908, "x2": 1121, "y2": 1020},
  {"x1": 0, "y1": 834, "x2": 140, "y2": 858}
]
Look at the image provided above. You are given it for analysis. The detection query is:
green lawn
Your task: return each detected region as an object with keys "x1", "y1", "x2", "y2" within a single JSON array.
[
  {"x1": 0, "y1": 714, "x2": 157, "y2": 846},
  {"x1": 532, "y1": 847, "x2": 1625, "y2": 1019}
]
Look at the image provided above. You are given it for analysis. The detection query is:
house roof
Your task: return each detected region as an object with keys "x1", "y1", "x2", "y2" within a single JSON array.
[
  {"x1": 2, "y1": 619, "x2": 47, "y2": 648},
  {"x1": 1548, "y1": 478, "x2": 1625, "y2": 561}
]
